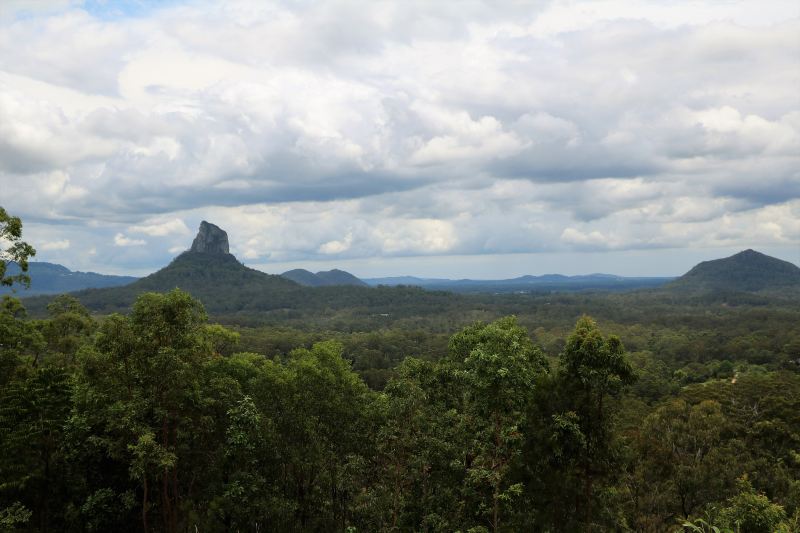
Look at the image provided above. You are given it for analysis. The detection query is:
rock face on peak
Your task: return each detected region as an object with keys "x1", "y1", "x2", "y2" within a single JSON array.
[
  {"x1": 669, "y1": 249, "x2": 800, "y2": 292},
  {"x1": 190, "y1": 221, "x2": 229, "y2": 254}
]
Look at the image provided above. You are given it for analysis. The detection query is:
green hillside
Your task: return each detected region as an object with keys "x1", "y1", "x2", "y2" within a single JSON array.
[{"x1": 669, "y1": 249, "x2": 800, "y2": 292}]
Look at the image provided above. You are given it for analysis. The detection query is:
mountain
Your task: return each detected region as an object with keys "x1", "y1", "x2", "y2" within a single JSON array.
[
  {"x1": 668, "y1": 249, "x2": 800, "y2": 292},
  {"x1": 281, "y1": 268, "x2": 367, "y2": 287},
  {"x1": 0, "y1": 261, "x2": 137, "y2": 296},
  {"x1": 364, "y1": 273, "x2": 673, "y2": 293},
  {"x1": 21, "y1": 221, "x2": 461, "y2": 322},
  {"x1": 282, "y1": 269, "x2": 325, "y2": 286},
  {"x1": 316, "y1": 269, "x2": 368, "y2": 287},
  {"x1": 23, "y1": 221, "x2": 301, "y2": 314}
]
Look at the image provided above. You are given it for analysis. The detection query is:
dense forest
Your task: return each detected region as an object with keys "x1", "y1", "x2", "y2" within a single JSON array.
[{"x1": 2, "y1": 208, "x2": 800, "y2": 532}]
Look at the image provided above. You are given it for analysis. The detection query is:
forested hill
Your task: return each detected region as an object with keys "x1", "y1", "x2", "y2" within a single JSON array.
[
  {"x1": 0, "y1": 262, "x2": 137, "y2": 296},
  {"x1": 282, "y1": 268, "x2": 367, "y2": 287},
  {"x1": 668, "y1": 249, "x2": 800, "y2": 292}
]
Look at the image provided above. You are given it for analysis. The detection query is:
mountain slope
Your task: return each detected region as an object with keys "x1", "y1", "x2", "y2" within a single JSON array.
[
  {"x1": 668, "y1": 249, "x2": 800, "y2": 292},
  {"x1": 0, "y1": 262, "x2": 137, "y2": 296}
]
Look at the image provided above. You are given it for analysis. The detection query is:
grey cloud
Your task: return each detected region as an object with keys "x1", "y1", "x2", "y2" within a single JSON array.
[{"x1": 1, "y1": 1, "x2": 799, "y2": 273}]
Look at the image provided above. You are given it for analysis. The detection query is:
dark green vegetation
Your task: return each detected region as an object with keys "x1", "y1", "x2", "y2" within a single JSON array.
[
  {"x1": 0, "y1": 262, "x2": 137, "y2": 296},
  {"x1": 2, "y1": 211, "x2": 800, "y2": 531},
  {"x1": 3, "y1": 291, "x2": 799, "y2": 532},
  {"x1": 282, "y1": 268, "x2": 368, "y2": 287}
]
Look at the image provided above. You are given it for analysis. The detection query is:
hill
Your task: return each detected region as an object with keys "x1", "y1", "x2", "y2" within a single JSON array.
[
  {"x1": 0, "y1": 261, "x2": 137, "y2": 296},
  {"x1": 282, "y1": 268, "x2": 324, "y2": 286},
  {"x1": 668, "y1": 249, "x2": 800, "y2": 292},
  {"x1": 283, "y1": 268, "x2": 367, "y2": 287}
]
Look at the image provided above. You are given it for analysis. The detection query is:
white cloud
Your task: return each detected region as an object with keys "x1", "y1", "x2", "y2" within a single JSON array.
[
  {"x1": 318, "y1": 233, "x2": 353, "y2": 255},
  {"x1": 114, "y1": 233, "x2": 146, "y2": 247},
  {"x1": 39, "y1": 239, "x2": 70, "y2": 250},
  {"x1": 129, "y1": 218, "x2": 190, "y2": 236},
  {"x1": 0, "y1": 0, "x2": 797, "y2": 275},
  {"x1": 561, "y1": 228, "x2": 615, "y2": 250}
]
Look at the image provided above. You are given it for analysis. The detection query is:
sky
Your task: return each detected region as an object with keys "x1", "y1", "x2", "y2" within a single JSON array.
[{"x1": 0, "y1": 0, "x2": 798, "y2": 278}]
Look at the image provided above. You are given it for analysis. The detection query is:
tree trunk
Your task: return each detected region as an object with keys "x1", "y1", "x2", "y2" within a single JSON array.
[
  {"x1": 142, "y1": 474, "x2": 149, "y2": 532},
  {"x1": 493, "y1": 412, "x2": 501, "y2": 533}
]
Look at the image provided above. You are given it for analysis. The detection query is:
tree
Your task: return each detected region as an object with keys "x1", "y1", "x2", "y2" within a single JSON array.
[
  {"x1": 0, "y1": 207, "x2": 36, "y2": 289},
  {"x1": 632, "y1": 399, "x2": 736, "y2": 528},
  {"x1": 43, "y1": 295, "x2": 95, "y2": 364},
  {"x1": 0, "y1": 296, "x2": 44, "y2": 387},
  {"x1": 542, "y1": 316, "x2": 635, "y2": 531},
  {"x1": 76, "y1": 289, "x2": 222, "y2": 533},
  {"x1": 450, "y1": 316, "x2": 548, "y2": 532},
  {"x1": 718, "y1": 476, "x2": 788, "y2": 533},
  {"x1": 0, "y1": 365, "x2": 72, "y2": 530},
  {"x1": 373, "y1": 356, "x2": 468, "y2": 531},
  {"x1": 276, "y1": 341, "x2": 376, "y2": 530}
]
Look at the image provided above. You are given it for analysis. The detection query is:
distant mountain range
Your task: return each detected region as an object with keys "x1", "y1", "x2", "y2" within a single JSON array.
[
  {"x1": 282, "y1": 268, "x2": 367, "y2": 287},
  {"x1": 668, "y1": 249, "x2": 800, "y2": 292},
  {"x1": 0, "y1": 261, "x2": 137, "y2": 296},
  {"x1": 11, "y1": 220, "x2": 799, "y2": 316},
  {"x1": 19, "y1": 221, "x2": 454, "y2": 317},
  {"x1": 363, "y1": 274, "x2": 674, "y2": 293}
]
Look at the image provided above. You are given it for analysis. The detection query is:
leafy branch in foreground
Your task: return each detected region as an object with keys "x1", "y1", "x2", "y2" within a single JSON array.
[{"x1": 0, "y1": 207, "x2": 36, "y2": 289}]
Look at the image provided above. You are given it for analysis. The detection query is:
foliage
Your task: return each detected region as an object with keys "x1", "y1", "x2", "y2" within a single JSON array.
[
  {"x1": 1, "y1": 270, "x2": 799, "y2": 531},
  {"x1": 717, "y1": 477, "x2": 788, "y2": 533},
  {"x1": 0, "y1": 207, "x2": 36, "y2": 289}
]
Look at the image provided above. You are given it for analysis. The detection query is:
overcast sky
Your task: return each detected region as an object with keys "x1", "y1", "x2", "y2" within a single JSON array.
[{"x1": 1, "y1": 0, "x2": 798, "y2": 278}]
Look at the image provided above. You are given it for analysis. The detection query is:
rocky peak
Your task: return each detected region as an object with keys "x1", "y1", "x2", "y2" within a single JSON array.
[{"x1": 190, "y1": 221, "x2": 230, "y2": 254}]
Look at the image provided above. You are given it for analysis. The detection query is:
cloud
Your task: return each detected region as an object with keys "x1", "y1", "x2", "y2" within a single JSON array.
[
  {"x1": 129, "y1": 217, "x2": 190, "y2": 236},
  {"x1": 114, "y1": 233, "x2": 146, "y2": 247},
  {"x1": 39, "y1": 238, "x2": 70, "y2": 250},
  {"x1": 561, "y1": 228, "x2": 611, "y2": 249},
  {"x1": 318, "y1": 233, "x2": 353, "y2": 255},
  {"x1": 0, "y1": 0, "x2": 798, "y2": 274}
]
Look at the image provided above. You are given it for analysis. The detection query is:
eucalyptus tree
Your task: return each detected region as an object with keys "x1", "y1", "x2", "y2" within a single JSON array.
[
  {"x1": 527, "y1": 316, "x2": 635, "y2": 531},
  {"x1": 450, "y1": 316, "x2": 548, "y2": 532},
  {"x1": 73, "y1": 289, "x2": 227, "y2": 532},
  {"x1": 0, "y1": 206, "x2": 36, "y2": 289}
]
